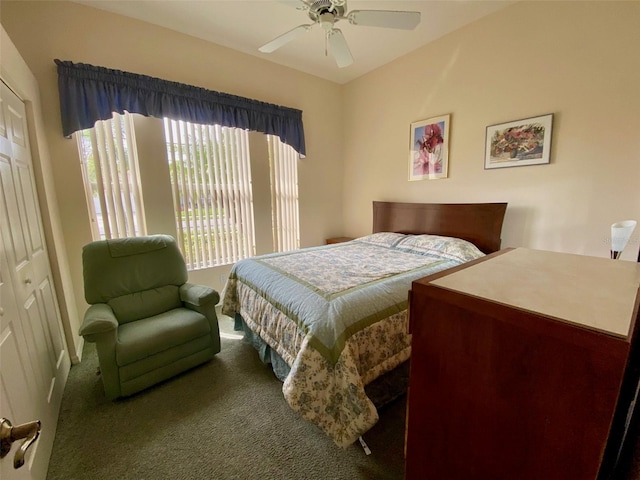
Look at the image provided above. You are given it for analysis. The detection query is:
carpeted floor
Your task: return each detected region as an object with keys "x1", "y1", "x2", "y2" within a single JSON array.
[
  {"x1": 46, "y1": 314, "x2": 406, "y2": 480},
  {"x1": 46, "y1": 311, "x2": 640, "y2": 480}
]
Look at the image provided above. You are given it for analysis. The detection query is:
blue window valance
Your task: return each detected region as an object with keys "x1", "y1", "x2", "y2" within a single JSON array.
[{"x1": 54, "y1": 59, "x2": 306, "y2": 157}]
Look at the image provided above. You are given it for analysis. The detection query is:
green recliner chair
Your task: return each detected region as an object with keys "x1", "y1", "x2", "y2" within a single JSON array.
[{"x1": 79, "y1": 234, "x2": 221, "y2": 399}]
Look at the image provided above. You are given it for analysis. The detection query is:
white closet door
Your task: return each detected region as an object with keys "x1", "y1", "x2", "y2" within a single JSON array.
[{"x1": 0, "y1": 80, "x2": 69, "y2": 480}]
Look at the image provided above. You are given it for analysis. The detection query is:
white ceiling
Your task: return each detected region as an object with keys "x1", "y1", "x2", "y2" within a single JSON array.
[{"x1": 75, "y1": 0, "x2": 514, "y2": 84}]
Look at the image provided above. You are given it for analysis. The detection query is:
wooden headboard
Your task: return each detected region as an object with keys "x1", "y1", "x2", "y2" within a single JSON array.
[{"x1": 372, "y1": 201, "x2": 508, "y2": 254}]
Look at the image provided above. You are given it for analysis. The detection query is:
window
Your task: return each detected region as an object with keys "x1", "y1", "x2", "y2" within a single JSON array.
[
  {"x1": 268, "y1": 135, "x2": 300, "y2": 252},
  {"x1": 76, "y1": 113, "x2": 299, "y2": 269},
  {"x1": 163, "y1": 119, "x2": 256, "y2": 269},
  {"x1": 76, "y1": 112, "x2": 146, "y2": 240}
]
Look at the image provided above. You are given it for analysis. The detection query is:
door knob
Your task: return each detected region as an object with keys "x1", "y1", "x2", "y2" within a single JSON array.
[
  {"x1": 23, "y1": 278, "x2": 32, "y2": 285},
  {"x1": 0, "y1": 417, "x2": 41, "y2": 469}
]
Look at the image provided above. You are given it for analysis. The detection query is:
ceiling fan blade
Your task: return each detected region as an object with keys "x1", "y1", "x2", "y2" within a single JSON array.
[
  {"x1": 327, "y1": 29, "x2": 353, "y2": 68},
  {"x1": 347, "y1": 10, "x2": 421, "y2": 30},
  {"x1": 259, "y1": 24, "x2": 312, "y2": 53}
]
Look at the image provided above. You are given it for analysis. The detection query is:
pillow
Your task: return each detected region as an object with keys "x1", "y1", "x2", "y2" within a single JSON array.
[
  {"x1": 354, "y1": 232, "x2": 406, "y2": 248},
  {"x1": 395, "y1": 234, "x2": 484, "y2": 263}
]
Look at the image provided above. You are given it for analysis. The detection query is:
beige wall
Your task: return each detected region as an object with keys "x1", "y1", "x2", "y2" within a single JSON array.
[
  {"x1": 342, "y1": 1, "x2": 640, "y2": 260},
  {"x1": 1, "y1": 1, "x2": 344, "y2": 360}
]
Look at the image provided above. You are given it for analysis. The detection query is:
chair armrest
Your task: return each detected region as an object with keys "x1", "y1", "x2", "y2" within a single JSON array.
[
  {"x1": 180, "y1": 283, "x2": 221, "y2": 355},
  {"x1": 79, "y1": 303, "x2": 118, "y2": 338},
  {"x1": 180, "y1": 283, "x2": 219, "y2": 307}
]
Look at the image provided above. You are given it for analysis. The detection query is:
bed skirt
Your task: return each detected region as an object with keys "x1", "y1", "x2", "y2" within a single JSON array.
[{"x1": 235, "y1": 314, "x2": 409, "y2": 409}]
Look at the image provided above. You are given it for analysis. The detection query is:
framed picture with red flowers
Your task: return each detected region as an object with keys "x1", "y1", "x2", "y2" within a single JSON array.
[
  {"x1": 485, "y1": 113, "x2": 553, "y2": 169},
  {"x1": 409, "y1": 114, "x2": 450, "y2": 181}
]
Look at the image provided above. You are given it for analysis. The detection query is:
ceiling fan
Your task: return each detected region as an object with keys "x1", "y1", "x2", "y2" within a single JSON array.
[{"x1": 258, "y1": 0, "x2": 421, "y2": 68}]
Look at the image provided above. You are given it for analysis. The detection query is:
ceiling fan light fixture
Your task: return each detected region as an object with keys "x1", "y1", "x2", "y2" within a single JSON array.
[
  {"x1": 258, "y1": 0, "x2": 421, "y2": 67},
  {"x1": 319, "y1": 12, "x2": 336, "y2": 30}
]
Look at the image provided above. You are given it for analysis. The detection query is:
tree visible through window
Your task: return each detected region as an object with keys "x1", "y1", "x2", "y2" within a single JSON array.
[
  {"x1": 76, "y1": 112, "x2": 146, "y2": 240},
  {"x1": 163, "y1": 119, "x2": 256, "y2": 269},
  {"x1": 77, "y1": 114, "x2": 300, "y2": 268}
]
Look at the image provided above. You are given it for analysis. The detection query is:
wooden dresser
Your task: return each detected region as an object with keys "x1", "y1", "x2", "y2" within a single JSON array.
[{"x1": 405, "y1": 248, "x2": 640, "y2": 480}]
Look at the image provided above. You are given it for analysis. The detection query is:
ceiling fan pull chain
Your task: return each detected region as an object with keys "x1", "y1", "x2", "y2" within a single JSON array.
[{"x1": 324, "y1": 32, "x2": 328, "y2": 57}]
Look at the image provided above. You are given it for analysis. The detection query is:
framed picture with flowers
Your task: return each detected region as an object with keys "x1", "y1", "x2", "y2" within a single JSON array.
[
  {"x1": 409, "y1": 114, "x2": 450, "y2": 181},
  {"x1": 485, "y1": 113, "x2": 553, "y2": 169}
]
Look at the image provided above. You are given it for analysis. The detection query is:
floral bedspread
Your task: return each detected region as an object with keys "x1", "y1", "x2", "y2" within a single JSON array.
[{"x1": 221, "y1": 233, "x2": 484, "y2": 447}]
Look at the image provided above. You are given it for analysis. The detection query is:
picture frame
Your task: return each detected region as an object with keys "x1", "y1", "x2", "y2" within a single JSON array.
[
  {"x1": 409, "y1": 114, "x2": 450, "y2": 181},
  {"x1": 484, "y1": 113, "x2": 553, "y2": 169}
]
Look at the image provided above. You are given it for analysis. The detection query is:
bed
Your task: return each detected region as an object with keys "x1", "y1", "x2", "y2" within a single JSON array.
[{"x1": 221, "y1": 201, "x2": 507, "y2": 447}]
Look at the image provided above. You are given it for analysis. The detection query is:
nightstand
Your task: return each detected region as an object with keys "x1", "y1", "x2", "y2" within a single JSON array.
[
  {"x1": 325, "y1": 237, "x2": 354, "y2": 245},
  {"x1": 406, "y1": 247, "x2": 640, "y2": 480}
]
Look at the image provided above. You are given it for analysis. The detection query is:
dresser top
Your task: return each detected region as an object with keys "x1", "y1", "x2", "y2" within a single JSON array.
[{"x1": 430, "y1": 248, "x2": 640, "y2": 337}]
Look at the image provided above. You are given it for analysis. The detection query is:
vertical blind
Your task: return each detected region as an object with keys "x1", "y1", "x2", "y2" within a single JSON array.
[
  {"x1": 76, "y1": 112, "x2": 146, "y2": 240},
  {"x1": 163, "y1": 119, "x2": 256, "y2": 269},
  {"x1": 268, "y1": 136, "x2": 300, "y2": 252}
]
